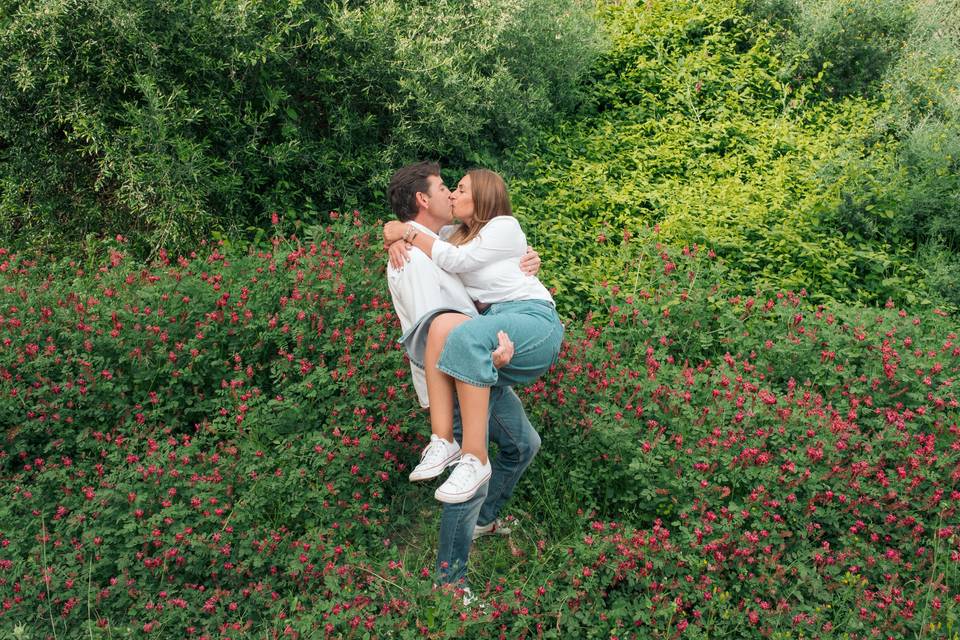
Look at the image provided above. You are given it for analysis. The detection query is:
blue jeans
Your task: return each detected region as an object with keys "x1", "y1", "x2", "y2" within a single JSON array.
[
  {"x1": 437, "y1": 299, "x2": 563, "y2": 387},
  {"x1": 401, "y1": 300, "x2": 564, "y2": 388},
  {"x1": 436, "y1": 385, "x2": 541, "y2": 585}
]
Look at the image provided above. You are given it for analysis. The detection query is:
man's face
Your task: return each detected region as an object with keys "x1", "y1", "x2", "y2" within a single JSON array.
[{"x1": 418, "y1": 175, "x2": 453, "y2": 225}]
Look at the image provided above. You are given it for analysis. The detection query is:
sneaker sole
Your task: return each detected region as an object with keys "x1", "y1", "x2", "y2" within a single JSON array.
[
  {"x1": 434, "y1": 469, "x2": 492, "y2": 504},
  {"x1": 409, "y1": 453, "x2": 461, "y2": 482},
  {"x1": 472, "y1": 521, "x2": 511, "y2": 541}
]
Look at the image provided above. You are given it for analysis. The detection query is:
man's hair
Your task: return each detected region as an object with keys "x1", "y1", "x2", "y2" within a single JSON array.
[{"x1": 387, "y1": 161, "x2": 441, "y2": 222}]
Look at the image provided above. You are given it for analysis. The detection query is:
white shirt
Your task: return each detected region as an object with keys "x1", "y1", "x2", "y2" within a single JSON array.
[
  {"x1": 432, "y1": 217, "x2": 554, "y2": 305},
  {"x1": 386, "y1": 221, "x2": 476, "y2": 408}
]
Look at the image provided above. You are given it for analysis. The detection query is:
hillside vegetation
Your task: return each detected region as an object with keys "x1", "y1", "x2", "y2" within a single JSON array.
[
  {"x1": 1, "y1": 0, "x2": 958, "y2": 311},
  {"x1": 1, "y1": 1, "x2": 959, "y2": 637},
  {"x1": 0, "y1": 0, "x2": 600, "y2": 253},
  {"x1": 509, "y1": 0, "x2": 960, "y2": 313}
]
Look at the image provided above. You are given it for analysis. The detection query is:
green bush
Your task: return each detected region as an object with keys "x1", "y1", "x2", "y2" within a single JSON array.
[
  {"x1": 880, "y1": 0, "x2": 960, "y2": 252},
  {"x1": 745, "y1": 0, "x2": 960, "y2": 299},
  {"x1": 748, "y1": 0, "x2": 913, "y2": 98},
  {"x1": 879, "y1": 0, "x2": 960, "y2": 130},
  {"x1": 0, "y1": 0, "x2": 601, "y2": 255},
  {"x1": 507, "y1": 0, "x2": 936, "y2": 316}
]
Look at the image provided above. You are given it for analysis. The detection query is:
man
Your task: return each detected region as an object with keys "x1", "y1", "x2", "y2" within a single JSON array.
[{"x1": 384, "y1": 161, "x2": 542, "y2": 592}]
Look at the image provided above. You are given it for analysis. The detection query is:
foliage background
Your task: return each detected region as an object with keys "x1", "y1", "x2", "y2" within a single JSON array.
[
  {"x1": 508, "y1": 0, "x2": 960, "y2": 314},
  {"x1": 1, "y1": 0, "x2": 959, "y2": 637},
  {"x1": 1, "y1": 0, "x2": 957, "y2": 312},
  {"x1": 0, "y1": 0, "x2": 600, "y2": 254}
]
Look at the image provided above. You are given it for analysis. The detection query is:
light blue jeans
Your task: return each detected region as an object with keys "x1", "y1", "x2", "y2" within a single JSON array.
[
  {"x1": 401, "y1": 299, "x2": 564, "y2": 388},
  {"x1": 436, "y1": 385, "x2": 540, "y2": 585},
  {"x1": 437, "y1": 299, "x2": 564, "y2": 387}
]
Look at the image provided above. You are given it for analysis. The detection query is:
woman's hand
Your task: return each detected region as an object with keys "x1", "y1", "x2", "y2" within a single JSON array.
[
  {"x1": 387, "y1": 241, "x2": 411, "y2": 270},
  {"x1": 383, "y1": 221, "x2": 409, "y2": 245},
  {"x1": 491, "y1": 331, "x2": 514, "y2": 369}
]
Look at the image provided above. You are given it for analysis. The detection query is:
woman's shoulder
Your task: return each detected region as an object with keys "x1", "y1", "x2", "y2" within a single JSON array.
[
  {"x1": 479, "y1": 216, "x2": 525, "y2": 250},
  {"x1": 488, "y1": 215, "x2": 520, "y2": 227},
  {"x1": 482, "y1": 215, "x2": 522, "y2": 234}
]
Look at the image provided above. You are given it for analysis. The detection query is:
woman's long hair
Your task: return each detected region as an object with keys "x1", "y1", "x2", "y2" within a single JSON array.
[{"x1": 448, "y1": 169, "x2": 513, "y2": 246}]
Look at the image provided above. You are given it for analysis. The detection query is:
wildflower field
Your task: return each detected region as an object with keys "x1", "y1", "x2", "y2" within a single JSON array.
[{"x1": 1, "y1": 214, "x2": 957, "y2": 638}]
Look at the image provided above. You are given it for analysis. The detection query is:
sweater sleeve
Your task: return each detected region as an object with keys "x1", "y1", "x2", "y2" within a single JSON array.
[{"x1": 430, "y1": 217, "x2": 526, "y2": 273}]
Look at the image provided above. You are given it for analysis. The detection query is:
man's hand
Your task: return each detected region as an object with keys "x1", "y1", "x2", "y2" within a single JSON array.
[
  {"x1": 387, "y1": 241, "x2": 411, "y2": 270},
  {"x1": 491, "y1": 331, "x2": 514, "y2": 369},
  {"x1": 519, "y1": 246, "x2": 541, "y2": 276}
]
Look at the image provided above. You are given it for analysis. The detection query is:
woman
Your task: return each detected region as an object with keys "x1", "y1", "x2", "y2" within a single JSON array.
[{"x1": 383, "y1": 169, "x2": 563, "y2": 504}]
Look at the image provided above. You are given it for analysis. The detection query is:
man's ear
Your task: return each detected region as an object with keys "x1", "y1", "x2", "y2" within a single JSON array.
[{"x1": 414, "y1": 191, "x2": 429, "y2": 210}]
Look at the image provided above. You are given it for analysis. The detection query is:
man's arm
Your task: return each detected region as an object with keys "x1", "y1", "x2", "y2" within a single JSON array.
[
  {"x1": 519, "y1": 246, "x2": 540, "y2": 276},
  {"x1": 387, "y1": 253, "x2": 448, "y2": 409}
]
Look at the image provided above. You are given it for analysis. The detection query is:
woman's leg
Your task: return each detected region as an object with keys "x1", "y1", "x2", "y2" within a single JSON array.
[
  {"x1": 455, "y1": 379, "x2": 490, "y2": 464},
  {"x1": 429, "y1": 314, "x2": 509, "y2": 503},
  {"x1": 424, "y1": 313, "x2": 471, "y2": 442}
]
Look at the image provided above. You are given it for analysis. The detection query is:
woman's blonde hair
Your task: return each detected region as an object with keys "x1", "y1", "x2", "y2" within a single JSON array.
[{"x1": 448, "y1": 169, "x2": 513, "y2": 246}]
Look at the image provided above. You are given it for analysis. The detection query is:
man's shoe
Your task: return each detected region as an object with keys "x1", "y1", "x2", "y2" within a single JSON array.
[
  {"x1": 438, "y1": 583, "x2": 484, "y2": 608},
  {"x1": 435, "y1": 454, "x2": 491, "y2": 504},
  {"x1": 409, "y1": 435, "x2": 461, "y2": 482},
  {"x1": 473, "y1": 518, "x2": 513, "y2": 540}
]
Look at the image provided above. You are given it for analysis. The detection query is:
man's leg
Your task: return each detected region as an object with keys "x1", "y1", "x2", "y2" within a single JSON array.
[
  {"x1": 436, "y1": 481, "x2": 488, "y2": 584},
  {"x1": 435, "y1": 400, "x2": 487, "y2": 584},
  {"x1": 433, "y1": 361, "x2": 541, "y2": 582},
  {"x1": 477, "y1": 386, "x2": 540, "y2": 528}
]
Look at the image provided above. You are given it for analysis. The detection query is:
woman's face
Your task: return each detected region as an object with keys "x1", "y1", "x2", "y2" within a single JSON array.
[{"x1": 450, "y1": 174, "x2": 475, "y2": 225}]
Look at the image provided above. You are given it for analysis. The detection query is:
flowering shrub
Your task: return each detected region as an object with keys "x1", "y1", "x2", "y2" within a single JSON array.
[
  {"x1": 0, "y1": 213, "x2": 432, "y2": 636},
  {"x1": 1, "y1": 214, "x2": 958, "y2": 637},
  {"x1": 528, "y1": 242, "x2": 960, "y2": 637}
]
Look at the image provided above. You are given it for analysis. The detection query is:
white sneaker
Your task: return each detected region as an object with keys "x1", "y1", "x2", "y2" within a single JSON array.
[
  {"x1": 434, "y1": 454, "x2": 491, "y2": 504},
  {"x1": 409, "y1": 434, "x2": 461, "y2": 482},
  {"x1": 437, "y1": 584, "x2": 483, "y2": 608},
  {"x1": 472, "y1": 518, "x2": 513, "y2": 540}
]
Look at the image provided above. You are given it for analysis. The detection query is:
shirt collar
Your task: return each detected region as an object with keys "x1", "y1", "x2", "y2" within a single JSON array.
[{"x1": 408, "y1": 220, "x2": 439, "y2": 239}]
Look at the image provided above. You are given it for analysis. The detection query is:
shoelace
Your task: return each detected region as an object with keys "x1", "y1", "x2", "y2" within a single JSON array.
[
  {"x1": 444, "y1": 458, "x2": 482, "y2": 490},
  {"x1": 420, "y1": 438, "x2": 449, "y2": 463}
]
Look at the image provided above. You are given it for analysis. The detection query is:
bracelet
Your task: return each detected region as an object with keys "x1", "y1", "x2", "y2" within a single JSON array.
[{"x1": 402, "y1": 225, "x2": 418, "y2": 243}]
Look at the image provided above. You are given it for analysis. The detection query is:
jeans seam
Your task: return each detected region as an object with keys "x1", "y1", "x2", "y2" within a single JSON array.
[
  {"x1": 491, "y1": 408, "x2": 522, "y2": 452},
  {"x1": 484, "y1": 412, "x2": 526, "y2": 504}
]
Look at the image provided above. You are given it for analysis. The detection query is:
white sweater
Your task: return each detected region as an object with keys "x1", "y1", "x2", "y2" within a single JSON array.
[
  {"x1": 386, "y1": 222, "x2": 476, "y2": 407},
  {"x1": 432, "y1": 217, "x2": 554, "y2": 305}
]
